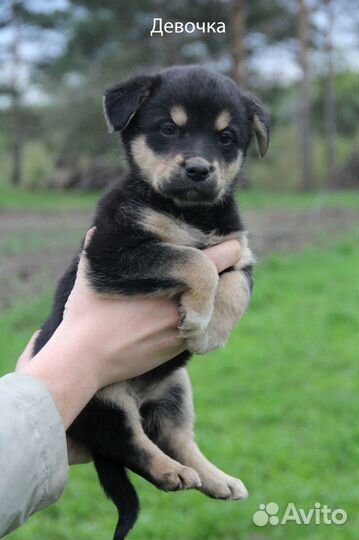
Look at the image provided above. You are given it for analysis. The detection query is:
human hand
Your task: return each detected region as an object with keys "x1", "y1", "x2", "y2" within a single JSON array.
[
  {"x1": 62, "y1": 228, "x2": 242, "y2": 390},
  {"x1": 15, "y1": 331, "x2": 39, "y2": 372},
  {"x1": 19, "y1": 229, "x2": 241, "y2": 429}
]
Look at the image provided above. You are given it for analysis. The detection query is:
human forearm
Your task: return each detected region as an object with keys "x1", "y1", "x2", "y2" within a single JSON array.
[{"x1": 21, "y1": 321, "x2": 100, "y2": 429}]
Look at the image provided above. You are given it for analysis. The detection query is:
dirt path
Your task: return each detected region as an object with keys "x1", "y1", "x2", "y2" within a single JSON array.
[
  {"x1": 244, "y1": 206, "x2": 356, "y2": 256},
  {"x1": 0, "y1": 206, "x2": 356, "y2": 311}
]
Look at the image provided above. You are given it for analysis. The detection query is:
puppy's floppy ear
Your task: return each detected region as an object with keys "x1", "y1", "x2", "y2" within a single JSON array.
[
  {"x1": 245, "y1": 93, "x2": 270, "y2": 158},
  {"x1": 103, "y1": 74, "x2": 159, "y2": 133}
]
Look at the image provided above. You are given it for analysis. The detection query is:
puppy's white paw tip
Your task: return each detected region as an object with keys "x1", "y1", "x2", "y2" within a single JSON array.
[
  {"x1": 187, "y1": 334, "x2": 228, "y2": 355},
  {"x1": 228, "y1": 478, "x2": 249, "y2": 500},
  {"x1": 200, "y1": 475, "x2": 249, "y2": 501},
  {"x1": 178, "y1": 310, "x2": 211, "y2": 340}
]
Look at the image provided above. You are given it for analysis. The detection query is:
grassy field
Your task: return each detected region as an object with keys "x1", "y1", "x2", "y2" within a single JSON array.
[
  {"x1": 0, "y1": 186, "x2": 98, "y2": 210},
  {"x1": 0, "y1": 185, "x2": 357, "y2": 211},
  {"x1": 1, "y1": 217, "x2": 357, "y2": 540}
]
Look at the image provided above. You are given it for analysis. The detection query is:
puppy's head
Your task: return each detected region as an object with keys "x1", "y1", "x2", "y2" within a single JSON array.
[{"x1": 104, "y1": 66, "x2": 270, "y2": 205}]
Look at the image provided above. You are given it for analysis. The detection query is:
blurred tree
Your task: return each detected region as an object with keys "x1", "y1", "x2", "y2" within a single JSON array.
[
  {"x1": 1, "y1": 0, "x2": 356, "y2": 190},
  {"x1": 36, "y1": 0, "x2": 241, "y2": 188},
  {"x1": 230, "y1": 0, "x2": 297, "y2": 87},
  {"x1": 298, "y1": 0, "x2": 314, "y2": 190},
  {"x1": 311, "y1": 0, "x2": 358, "y2": 187},
  {"x1": 9, "y1": 0, "x2": 22, "y2": 186},
  {"x1": 36, "y1": 1, "x2": 295, "y2": 164},
  {"x1": 0, "y1": 0, "x2": 66, "y2": 185},
  {"x1": 323, "y1": 0, "x2": 336, "y2": 175},
  {"x1": 231, "y1": 0, "x2": 247, "y2": 86},
  {"x1": 312, "y1": 71, "x2": 357, "y2": 137}
]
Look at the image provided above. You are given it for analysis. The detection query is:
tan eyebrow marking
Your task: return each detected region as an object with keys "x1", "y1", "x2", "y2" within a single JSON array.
[
  {"x1": 215, "y1": 110, "x2": 232, "y2": 131},
  {"x1": 170, "y1": 105, "x2": 188, "y2": 127}
]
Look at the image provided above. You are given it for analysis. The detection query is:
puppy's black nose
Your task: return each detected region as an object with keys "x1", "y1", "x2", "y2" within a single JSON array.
[{"x1": 184, "y1": 158, "x2": 213, "y2": 182}]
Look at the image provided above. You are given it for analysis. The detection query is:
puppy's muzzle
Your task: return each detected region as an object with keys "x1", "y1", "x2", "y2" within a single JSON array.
[
  {"x1": 160, "y1": 156, "x2": 220, "y2": 203},
  {"x1": 184, "y1": 158, "x2": 215, "y2": 183}
]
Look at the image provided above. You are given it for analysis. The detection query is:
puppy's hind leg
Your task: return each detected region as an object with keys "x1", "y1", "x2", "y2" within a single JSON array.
[
  {"x1": 142, "y1": 369, "x2": 248, "y2": 500},
  {"x1": 98, "y1": 383, "x2": 201, "y2": 493}
]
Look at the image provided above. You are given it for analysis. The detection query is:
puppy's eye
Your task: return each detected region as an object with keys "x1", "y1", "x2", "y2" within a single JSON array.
[
  {"x1": 160, "y1": 122, "x2": 178, "y2": 137},
  {"x1": 217, "y1": 130, "x2": 234, "y2": 146}
]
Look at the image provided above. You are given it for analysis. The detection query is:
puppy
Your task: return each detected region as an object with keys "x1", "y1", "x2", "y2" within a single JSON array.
[{"x1": 33, "y1": 65, "x2": 270, "y2": 540}]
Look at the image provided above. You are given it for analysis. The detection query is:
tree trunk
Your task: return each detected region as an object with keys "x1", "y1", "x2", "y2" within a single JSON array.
[
  {"x1": 231, "y1": 0, "x2": 251, "y2": 187},
  {"x1": 323, "y1": 0, "x2": 336, "y2": 180},
  {"x1": 231, "y1": 0, "x2": 247, "y2": 88},
  {"x1": 298, "y1": 0, "x2": 314, "y2": 190},
  {"x1": 10, "y1": 0, "x2": 23, "y2": 186}
]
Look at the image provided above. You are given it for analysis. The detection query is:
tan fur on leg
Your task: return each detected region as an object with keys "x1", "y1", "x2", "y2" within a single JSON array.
[
  {"x1": 187, "y1": 235, "x2": 254, "y2": 354},
  {"x1": 171, "y1": 247, "x2": 219, "y2": 339},
  {"x1": 187, "y1": 269, "x2": 250, "y2": 354},
  {"x1": 153, "y1": 370, "x2": 248, "y2": 500},
  {"x1": 97, "y1": 382, "x2": 201, "y2": 491}
]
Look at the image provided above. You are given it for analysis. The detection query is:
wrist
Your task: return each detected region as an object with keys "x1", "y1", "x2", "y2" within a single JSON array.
[{"x1": 21, "y1": 321, "x2": 100, "y2": 428}]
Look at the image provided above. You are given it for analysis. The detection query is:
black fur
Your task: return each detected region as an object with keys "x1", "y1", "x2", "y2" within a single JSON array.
[{"x1": 33, "y1": 65, "x2": 269, "y2": 539}]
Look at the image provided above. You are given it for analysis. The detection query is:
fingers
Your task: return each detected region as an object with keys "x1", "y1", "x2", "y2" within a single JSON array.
[
  {"x1": 203, "y1": 240, "x2": 241, "y2": 273},
  {"x1": 77, "y1": 226, "x2": 96, "y2": 279},
  {"x1": 16, "y1": 330, "x2": 40, "y2": 371},
  {"x1": 83, "y1": 226, "x2": 96, "y2": 249},
  {"x1": 64, "y1": 227, "x2": 96, "y2": 316}
]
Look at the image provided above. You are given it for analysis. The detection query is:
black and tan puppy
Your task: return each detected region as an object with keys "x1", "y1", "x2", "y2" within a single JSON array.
[{"x1": 33, "y1": 65, "x2": 270, "y2": 540}]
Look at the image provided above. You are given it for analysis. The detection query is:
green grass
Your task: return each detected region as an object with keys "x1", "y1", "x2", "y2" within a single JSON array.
[
  {"x1": 0, "y1": 187, "x2": 97, "y2": 210},
  {"x1": 0, "y1": 185, "x2": 357, "y2": 211},
  {"x1": 0, "y1": 229, "x2": 85, "y2": 258},
  {"x1": 238, "y1": 189, "x2": 358, "y2": 209},
  {"x1": 1, "y1": 232, "x2": 357, "y2": 540}
]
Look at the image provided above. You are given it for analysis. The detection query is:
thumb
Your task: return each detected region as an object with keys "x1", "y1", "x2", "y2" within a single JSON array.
[
  {"x1": 63, "y1": 227, "x2": 96, "y2": 317},
  {"x1": 16, "y1": 330, "x2": 40, "y2": 371},
  {"x1": 203, "y1": 240, "x2": 241, "y2": 273},
  {"x1": 76, "y1": 226, "x2": 96, "y2": 282}
]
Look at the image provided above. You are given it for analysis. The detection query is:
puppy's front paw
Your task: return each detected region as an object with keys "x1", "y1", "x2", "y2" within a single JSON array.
[
  {"x1": 200, "y1": 472, "x2": 248, "y2": 500},
  {"x1": 186, "y1": 326, "x2": 229, "y2": 355},
  {"x1": 178, "y1": 305, "x2": 212, "y2": 340},
  {"x1": 156, "y1": 464, "x2": 202, "y2": 492}
]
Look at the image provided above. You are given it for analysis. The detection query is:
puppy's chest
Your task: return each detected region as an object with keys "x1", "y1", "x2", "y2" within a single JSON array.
[{"x1": 139, "y1": 208, "x2": 240, "y2": 248}]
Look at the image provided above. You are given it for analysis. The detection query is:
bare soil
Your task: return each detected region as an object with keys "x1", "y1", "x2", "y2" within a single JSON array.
[{"x1": 0, "y1": 206, "x2": 356, "y2": 311}]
